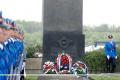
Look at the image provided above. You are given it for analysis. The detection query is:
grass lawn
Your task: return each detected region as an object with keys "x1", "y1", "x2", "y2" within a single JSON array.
[
  {"x1": 25, "y1": 74, "x2": 120, "y2": 80},
  {"x1": 89, "y1": 74, "x2": 120, "y2": 80},
  {"x1": 25, "y1": 76, "x2": 38, "y2": 80}
]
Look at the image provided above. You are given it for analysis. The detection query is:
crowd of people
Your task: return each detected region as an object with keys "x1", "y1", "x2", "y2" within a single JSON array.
[{"x1": 0, "y1": 11, "x2": 26, "y2": 80}]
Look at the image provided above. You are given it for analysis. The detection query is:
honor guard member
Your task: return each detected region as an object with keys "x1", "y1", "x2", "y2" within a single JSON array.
[
  {"x1": 0, "y1": 44, "x2": 7, "y2": 80},
  {"x1": 104, "y1": 35, "x2": 117, "y2": 73}
]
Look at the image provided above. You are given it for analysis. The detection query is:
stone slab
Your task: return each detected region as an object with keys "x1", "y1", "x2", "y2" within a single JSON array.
[
  {"x1": 26, "y1": 58, "x2": 42, "y2": 74},
  {"x1": 39, "y1": 74, "x2": 88, "y2": 80}
]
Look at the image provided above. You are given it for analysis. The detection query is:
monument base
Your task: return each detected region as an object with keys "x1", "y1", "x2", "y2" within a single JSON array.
[
  {"x1": 39, "y1": 74, "x2": 88, "y2": 80},
  {"x1": 43, "y1": 31, "x2": 85, "y2": 64}
]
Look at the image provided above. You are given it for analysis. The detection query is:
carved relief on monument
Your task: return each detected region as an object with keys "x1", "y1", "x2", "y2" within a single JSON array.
[{"x1": 57, "y1": 36, "x2": 73, "y2": 49}]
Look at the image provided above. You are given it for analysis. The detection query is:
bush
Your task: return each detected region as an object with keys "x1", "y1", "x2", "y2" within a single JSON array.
[
  {"x1": 26, "y1": 45, "x2": 42, "y2": 58},
  {"x1": 81, "y1": 47, "x2": 120, "y2": 73}
]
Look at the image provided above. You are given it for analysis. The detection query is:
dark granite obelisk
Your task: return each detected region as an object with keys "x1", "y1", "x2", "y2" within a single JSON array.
[{"x1": 43, "y1": 0, "x2": 85, "y2": 63}]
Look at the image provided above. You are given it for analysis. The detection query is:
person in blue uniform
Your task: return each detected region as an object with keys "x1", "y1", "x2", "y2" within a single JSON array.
[
  {"x1": 104, "y1": 35, "x2": 117, "y2": 73},
  {"x1": 0, "y1": 43, "x2": 8, "y2": 80}
]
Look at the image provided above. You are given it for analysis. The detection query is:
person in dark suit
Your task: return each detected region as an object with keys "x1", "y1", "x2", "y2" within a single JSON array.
[{"x1": 104, "y1": 35, "x2": 117, "y2": 73}]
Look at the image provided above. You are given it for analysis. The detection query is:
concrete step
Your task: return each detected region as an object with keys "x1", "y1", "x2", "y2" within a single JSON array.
[{"x1": 38, "y1": 74, "x2": 88, "y2": 80}]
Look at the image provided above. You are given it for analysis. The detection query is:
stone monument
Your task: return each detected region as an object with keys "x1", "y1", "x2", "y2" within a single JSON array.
[{"x1": 43, "y1": 0, "x2": 85, "y2": 64}]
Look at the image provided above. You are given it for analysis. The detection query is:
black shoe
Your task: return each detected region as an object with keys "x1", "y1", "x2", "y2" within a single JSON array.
[{"x1": 110, "y1": 70, "x2": 114, "y2": 73}]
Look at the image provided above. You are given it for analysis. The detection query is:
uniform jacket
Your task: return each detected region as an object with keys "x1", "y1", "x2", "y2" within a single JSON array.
[{"x1": 104, "y1": 41, "x2": 117, "y2": 58}]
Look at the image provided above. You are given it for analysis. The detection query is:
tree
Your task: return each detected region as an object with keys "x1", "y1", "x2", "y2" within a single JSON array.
[{"x1": 94, "y1": 24, "x2": 109, "y2": 32}]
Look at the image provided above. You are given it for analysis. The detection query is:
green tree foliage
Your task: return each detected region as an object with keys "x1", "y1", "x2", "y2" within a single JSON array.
[
  {"x1": 16, "y1": 20, "x2": 43, "y2": 33},
  {"x1": 83, "y1": 24, "x2": 120, "y2": 45},
  {"x1": 16, "y1": 20, "x2": 43, "y2": 49},
  {"x1": 83, "y1": 24, "x2": 120, "y2": 32},
  {"x1": 26, "y1": 44, "x2": 42, "y2": 58},
  {"x1": 15, "y1": 21, "x2": 43, "y2": 57},
  {"x1": 94, "y1": 24, "x2": 109, "y2": 32}
]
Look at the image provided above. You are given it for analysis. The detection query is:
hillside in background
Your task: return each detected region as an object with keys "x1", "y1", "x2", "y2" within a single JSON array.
[
  {"x1": 84, "y1": 24, "x2": 120, "y2": 45},
  {"x1": 16, "y1": 20, "x2": 43, "y2": 47}
]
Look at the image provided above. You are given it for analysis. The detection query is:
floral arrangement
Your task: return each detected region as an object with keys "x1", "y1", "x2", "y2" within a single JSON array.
[
  {"x1": 43, "y1": 61, "x2": 58, "y2": 74},
  {"x1": 43, "y1": 53, "x2": 87, "y2": 75},
  {"x1": 56, "y1": 53, "x2": 72, "y2": 74},
  {"x1": 71, "y1": 61, "x2": 87, "y2": 75}
]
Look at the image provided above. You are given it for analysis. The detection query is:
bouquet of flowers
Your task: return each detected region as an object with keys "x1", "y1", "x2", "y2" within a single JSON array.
[
  {"x1": 71, "y1": 61, "x2": 87, "y2": 75},
  {"x1": 43, "y1": 61, "x2": 58, "y2": 74}
]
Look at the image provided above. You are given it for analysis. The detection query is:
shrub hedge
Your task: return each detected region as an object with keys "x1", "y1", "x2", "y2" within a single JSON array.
[{"x1": 81, "y1": 47, "x2": 120, "y2": 73}]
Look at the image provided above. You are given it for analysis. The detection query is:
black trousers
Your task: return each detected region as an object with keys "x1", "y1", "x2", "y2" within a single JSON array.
[
  {"x1": 106, "y1": 57, "x2": 116, "y2": 73},
  {"x1": 20, "y1": 69, "x2": 24, "y2": 80}
]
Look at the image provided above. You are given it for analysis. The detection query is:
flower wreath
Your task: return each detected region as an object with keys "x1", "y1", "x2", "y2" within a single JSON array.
[{"x1": 56, "y1": 53, "x2": 72, "y2": 74}]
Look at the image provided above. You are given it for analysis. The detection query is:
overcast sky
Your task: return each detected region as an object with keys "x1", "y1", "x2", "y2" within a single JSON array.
[{"x1": 0, "y1": 0, "x2": 120, "y2": 26}]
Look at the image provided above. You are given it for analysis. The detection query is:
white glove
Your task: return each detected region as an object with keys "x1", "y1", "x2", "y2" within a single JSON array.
[
  {"x1": 115, "y1": 56, "x2": 117, "y2": 59},
  {"x1": 22, "y1": 62, "x2": 26, "y2": 70},
  {"x1": 107, "y1": 55, "x2": 110, "y2": 60},
  {"x1": 0, "y1": 44, "x2": 3, "y2": 50}
]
